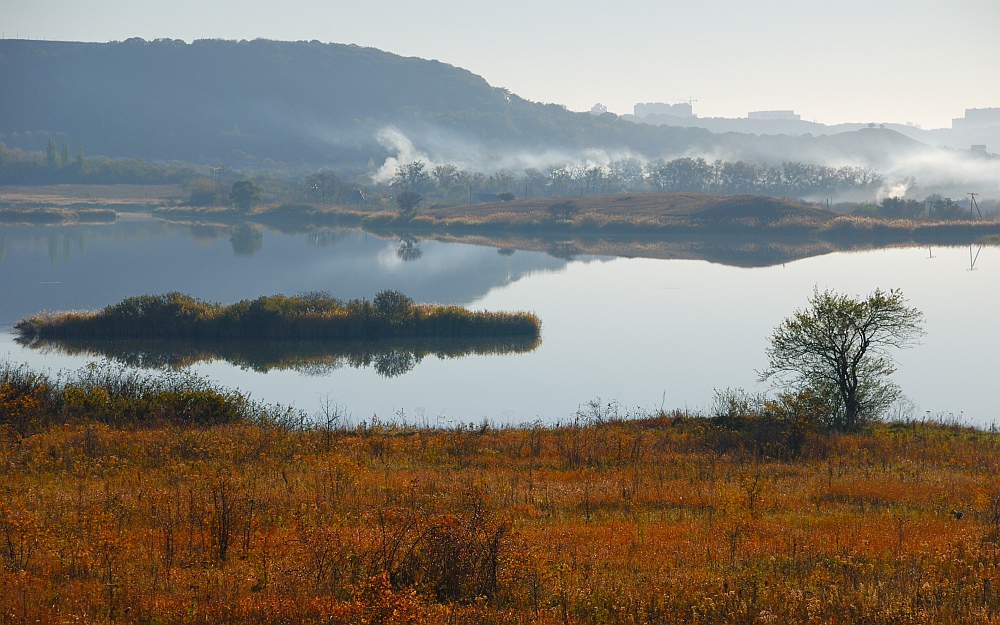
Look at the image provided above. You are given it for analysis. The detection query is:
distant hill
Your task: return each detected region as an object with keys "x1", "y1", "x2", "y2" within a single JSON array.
[
  {"x1": 625, "y1": 112, "x2": 1000, "y2": 155},
  {"x1": 0, "y1": 38, "x2": 936, "y2": 172}
]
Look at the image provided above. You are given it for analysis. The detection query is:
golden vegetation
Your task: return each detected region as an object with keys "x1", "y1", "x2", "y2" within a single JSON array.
[{"x1": 2, "y1": 367, "x2": 1000, "y2": 623}]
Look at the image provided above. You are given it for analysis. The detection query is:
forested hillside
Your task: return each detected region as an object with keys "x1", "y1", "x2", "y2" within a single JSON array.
[
  {"x1": 0, "y1": 38, "x2": 934, "y2": 173},
  {"x1": 0, "y1": 38, "x2": 719, "y2": 167}
]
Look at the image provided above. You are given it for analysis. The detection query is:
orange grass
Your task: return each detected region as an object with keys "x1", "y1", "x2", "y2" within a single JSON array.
[{"x1": 2, "y1": 409, "x2": 1000, "y2": 623}]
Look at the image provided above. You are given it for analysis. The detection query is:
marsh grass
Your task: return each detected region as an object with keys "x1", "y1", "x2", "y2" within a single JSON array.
[
  {"x1": 0, "y1": 361, "x2": 289, "y2": 436},
  {"x1": 3, "y1": 376, "x2": 1000, "y2": 623},
  {"x1": 15, "y1": 291, "x2": 541, "y2": 342}
]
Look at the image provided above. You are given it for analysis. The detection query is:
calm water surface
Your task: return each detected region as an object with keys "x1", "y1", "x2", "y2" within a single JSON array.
[{"x1": 2, "y1": 218, "x2": 997, "y2": 426}]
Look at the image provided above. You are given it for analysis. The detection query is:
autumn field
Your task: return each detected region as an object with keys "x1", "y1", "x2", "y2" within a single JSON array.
[{"x1": 2, "y1": 360, "x2": 1000, "y2": 624}]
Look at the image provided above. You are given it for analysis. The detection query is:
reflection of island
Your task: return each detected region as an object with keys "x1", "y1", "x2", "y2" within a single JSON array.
[
  {"x1": 433, "y1": 231, "x2": 845, "y2": 268},
  {"x1": 18, "y1": 335, "x2": 541, "y2": 378}
]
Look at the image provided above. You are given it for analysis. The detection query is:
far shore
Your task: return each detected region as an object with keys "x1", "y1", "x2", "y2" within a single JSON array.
[{"x1": 5, "y1": 187, "x2": 1000, "y2": 253}]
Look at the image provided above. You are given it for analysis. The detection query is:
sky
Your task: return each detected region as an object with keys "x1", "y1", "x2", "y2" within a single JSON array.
[{"x1": 4, "y1": 0, "x2": 999, "y2": 130}]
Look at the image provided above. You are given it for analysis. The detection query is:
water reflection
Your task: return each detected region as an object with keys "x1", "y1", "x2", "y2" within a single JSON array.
[
  {"x1": 188, "y1": 224, "x2": 229, "y2": 242},
  {"x1": 396, "y1": 237, "x2": 422, "y2": 262},
  {"x1": 19, "y1": 335, "x2": 541, "y2": 378},
  {"x1": 970, "y1": 245, "x2": 983, "y2": 270},
  {"x1": 307, "y1": 228, "x2": 347, "y2": 247},
  {"x1": 229, "y1": 224, "x2": 263, "y2": 256},
  {"x1": 428, "y1": 231, "x2": 849, "y2": 268},
  {"x1": 0, "y1": 223, "x2": 575, "y2": 328}
]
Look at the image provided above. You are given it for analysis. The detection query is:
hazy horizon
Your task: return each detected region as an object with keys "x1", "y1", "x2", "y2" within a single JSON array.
[{"x1": 5, "y1": 0, "x2": 999, "y2": 130}]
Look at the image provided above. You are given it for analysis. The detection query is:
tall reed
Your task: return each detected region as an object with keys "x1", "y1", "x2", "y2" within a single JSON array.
[{"x1": 15, "y1": 291, "x2": 541, "y2": 341}]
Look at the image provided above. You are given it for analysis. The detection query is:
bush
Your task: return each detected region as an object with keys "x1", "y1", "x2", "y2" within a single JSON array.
[
  {"x1": 709, "y1": 388, "x2": 828, "y2": 459},
  {"x1": 0, "y1": 361, "x2": 290, "y2": 432}
]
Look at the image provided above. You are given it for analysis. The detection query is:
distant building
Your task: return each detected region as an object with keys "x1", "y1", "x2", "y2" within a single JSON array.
[
  {"x1": 590, "y1": 103, "x2": 608, "y2": 115},
  {"x1": 971, "y1": 144, "x2": 989, "y2": 156},
  {"x1": 634, "y1": 102, "x2": 693, "y2": 119},
  {"x1": 952, "y1": 108, "x2": 1000, "y2": 129},
  {"x1": 748, "y1": 110, "x2": 801, "y2": 121}
]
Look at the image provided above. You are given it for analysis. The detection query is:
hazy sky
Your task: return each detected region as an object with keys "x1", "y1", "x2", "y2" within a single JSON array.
[{"x1": 5, "y1": 0, "x2": 999, "y2": 129}]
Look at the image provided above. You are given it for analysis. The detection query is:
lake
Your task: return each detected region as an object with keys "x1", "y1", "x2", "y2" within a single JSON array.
[{"x1": 2, "y1": 217, "x2": 998, "y2": 426}]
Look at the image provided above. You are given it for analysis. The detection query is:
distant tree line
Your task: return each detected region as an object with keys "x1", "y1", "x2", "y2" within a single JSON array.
[
  {"x1": 852, "y1": 194, "x2": 994, "y2": 221},
  {"x1": 179, "y1": 157, "x2": 900, "y2": 218},
  {"x1": 8, "y1": 134, "x2": 984, "y2": 224},
  {"x1": 352, "y1": 158, "x2": 885, "y2": 209},
  {"x1": 0, "y1": 140, "x2": 197, "y2": 185}
]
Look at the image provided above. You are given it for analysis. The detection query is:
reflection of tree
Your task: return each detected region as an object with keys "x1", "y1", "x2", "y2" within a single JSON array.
[
  {"x1": 188, "y1": 224, "x2": 228, "y2": 242},
  {"x1": 497, "y1": 248, "x2": 515, "y2": 256},
  {"x1": 307, "y1": 228, "x2": 347, "y2": 247},
  {"x1": 21, "y1": 335, "x2": 541, "y2": 379},
  {"x1": 230, "y1": 223, "x2": 263, "y2": 256},
  {"x1": 546, "y1": 241, "x2": 580, "y2": 261},
  {"x1": 373, "y1": 349, "x2": 418, "y2": 377},
  {"x1": 396, "y1": 237, "x2": 422, "y2": 262}
]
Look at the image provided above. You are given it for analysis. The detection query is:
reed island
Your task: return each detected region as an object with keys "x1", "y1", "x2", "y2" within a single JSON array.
[{"x1": 13, "y1": 290, "x2": 541, "y2": 341}]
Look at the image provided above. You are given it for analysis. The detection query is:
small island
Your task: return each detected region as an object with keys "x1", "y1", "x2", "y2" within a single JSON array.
[{"x1": 14, "y1": 290, "x2": 541, "y2": 342}]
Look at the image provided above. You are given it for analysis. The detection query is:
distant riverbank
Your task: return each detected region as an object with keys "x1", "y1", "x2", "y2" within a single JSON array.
[{"x1": 152, "y1": 191, "x2": 1000, "y2": 244}]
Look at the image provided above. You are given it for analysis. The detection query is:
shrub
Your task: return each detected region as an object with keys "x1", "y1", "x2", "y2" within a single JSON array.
[
  {"x1": 709, "y1": 387, "x2": 828, "y2": 458},
  {"x1": 0, "y1": 361, "x2": 290, "y2": 432}
]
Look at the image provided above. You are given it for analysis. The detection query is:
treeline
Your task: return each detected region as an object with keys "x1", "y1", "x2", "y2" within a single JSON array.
[
  {"x1": 0, "y1": 140, "x2": 198, "y2": 185},
  {"x1": 14, "y1": 291, "x2": 541, "y2": 342},
  {"x1": 173, "y1": 157, "x2": 884, "y2": 213},
  {"x1": 852, "y1": 194, "x2": 997, "y2": 221},
  {"x1": 373, "y1": 157, "x2": 884, "y2": 204}
]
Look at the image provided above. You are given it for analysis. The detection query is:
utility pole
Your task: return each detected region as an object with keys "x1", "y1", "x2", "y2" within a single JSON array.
[{"x1": 968, "y1": 192, "x2": 982, "y2": 220}]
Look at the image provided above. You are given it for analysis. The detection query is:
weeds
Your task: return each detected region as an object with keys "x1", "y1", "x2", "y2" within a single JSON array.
[
  {"x1": 0, "y1": 361, "x2": 289, "y2": 433},
  {"x1": 2, "y1": 377, "x2": 1000, "y2": 622}
]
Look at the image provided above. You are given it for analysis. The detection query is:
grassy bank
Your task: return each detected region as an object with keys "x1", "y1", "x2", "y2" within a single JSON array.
[
  {"x1": 0, "y1": 207, "x2": 117, "y2": 224},
  {"x1": 1, "y1": 365, "x2": 999, "y2": 623},
  {"x1": 157, "y1": 193, "x2": 832, "y2": 235},
  {"x1": 154, "y1": 193, "x2": 1000, "y2": 252},
  {"x1": 14, "y1": 291, "x2": 541, "y2": 342}
]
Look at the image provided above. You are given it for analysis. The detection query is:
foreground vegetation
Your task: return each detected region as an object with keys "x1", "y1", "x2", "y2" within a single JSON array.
[
  {"x1": 1, "y1": 361, "x2": 999, "y2": 623},
  {"x1": 14, "y1": 291, "x2": 541, "y2": 342}
]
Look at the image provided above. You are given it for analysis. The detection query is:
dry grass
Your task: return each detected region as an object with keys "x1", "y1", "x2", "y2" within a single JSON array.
[
  {"x1": 2, "y1": 393, "x2": 1000, "y2": 623},
  {"x1": 0, "y1": 184, "x2": 185, "y2": 205}
]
